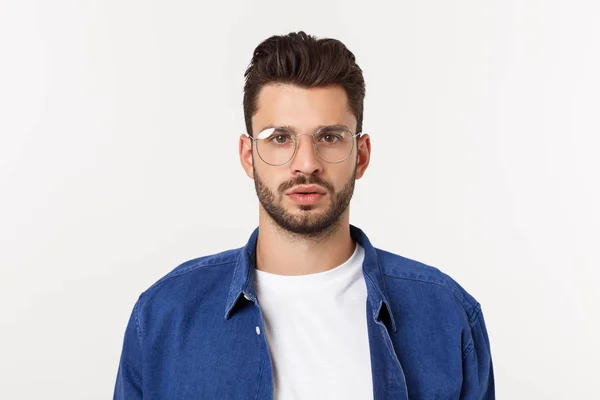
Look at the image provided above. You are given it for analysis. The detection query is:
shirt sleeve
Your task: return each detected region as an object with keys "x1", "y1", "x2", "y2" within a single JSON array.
[
  {"x1": 113, "y1": 299, "x2": 143, "y2": 400},
  {"x1": 460, "y1": 303, "x2": 495, "y2": 399}
]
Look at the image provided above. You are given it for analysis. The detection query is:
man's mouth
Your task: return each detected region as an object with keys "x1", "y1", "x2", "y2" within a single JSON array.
[
  {"x1": 287, "y1": 185, "x2": 327, "y2": 195},
  {"x1": 287, "y1": 192, "x2": 325, "y2": 205}
]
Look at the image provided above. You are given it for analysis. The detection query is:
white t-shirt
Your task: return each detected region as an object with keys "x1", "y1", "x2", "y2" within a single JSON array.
[{"x1": 254, "y1": 242, "x2": 373, "y2": 400}]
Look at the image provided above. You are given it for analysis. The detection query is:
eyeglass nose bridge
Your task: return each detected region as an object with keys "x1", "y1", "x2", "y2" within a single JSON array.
[
  {"x1": 294, "y1": 132, "x2": 318, "y2": 140},
  {"x1": 290, "y1": 132, "x2": 320, "y2": 160}
]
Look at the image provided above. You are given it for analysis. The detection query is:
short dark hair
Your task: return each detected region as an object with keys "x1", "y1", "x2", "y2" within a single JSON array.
[{"x1": 243, "y1": 31, "x2": 366, "y2": 137}]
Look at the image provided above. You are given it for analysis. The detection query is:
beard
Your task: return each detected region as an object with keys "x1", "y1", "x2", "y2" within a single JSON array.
[{"x1": 253, "y1": 161, "x2": 357, "y2": 239}]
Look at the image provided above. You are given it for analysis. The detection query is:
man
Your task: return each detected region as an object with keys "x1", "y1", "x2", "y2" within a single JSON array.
[{"x1": 114, "y1": 31, "x2": 494, "y2": 400}]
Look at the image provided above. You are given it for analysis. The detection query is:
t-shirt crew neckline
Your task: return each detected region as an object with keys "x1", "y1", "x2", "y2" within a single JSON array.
[{"x1": 254, "y1": 241, "x2": 363, "y2": 291}]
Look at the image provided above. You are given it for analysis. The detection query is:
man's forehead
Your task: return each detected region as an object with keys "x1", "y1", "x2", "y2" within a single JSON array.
[
  {"x1": 256, "y1": 83, "x2": 348, "y2": 104},
  {"x1": 252, "y1": 84, "x2": 356, "y2": 132}
]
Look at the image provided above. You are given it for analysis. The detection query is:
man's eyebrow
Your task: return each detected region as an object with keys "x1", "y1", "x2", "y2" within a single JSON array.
[
  {"x1": 256, "y1": 124, "x2": 351, "y2": 133},
  {"x1": 257, "y1": 124, "x2": 295, "y2": 132},
  {"x1": 316, "y1": 124, "x2": 351, "y2": 131}
]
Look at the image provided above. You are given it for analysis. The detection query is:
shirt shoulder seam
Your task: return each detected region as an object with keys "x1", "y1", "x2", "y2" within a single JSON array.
[
  {"x1": 462, "y1": 305, "x2": 483, "y2": 360},
  {"x1": 462, "y1": 338, "x2": 475, "y2": 360},
  {"x1": 133, "y1": 297, "x2": 143, "y2": 343},
  {"x1": 141, "y1": 255, "x2": 239, "y2": 297},
  {"x1": 382, "y1": 272, "x2": 479, "y2": 321}
]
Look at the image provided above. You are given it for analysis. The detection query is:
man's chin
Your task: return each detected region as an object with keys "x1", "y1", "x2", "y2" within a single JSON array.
[
  {"x1": 274, "y1": 212, "x2": 341, "y2": 236},
  {"x1": 278, "y1": 222, "x2": 337, "y2": 237}
]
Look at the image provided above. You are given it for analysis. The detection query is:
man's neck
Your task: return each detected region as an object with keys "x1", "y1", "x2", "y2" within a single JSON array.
[{"x1": 255, "y1": 210, "x2": 356, "y2": 276}]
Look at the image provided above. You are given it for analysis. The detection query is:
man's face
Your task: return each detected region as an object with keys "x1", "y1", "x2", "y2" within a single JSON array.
[{"x1": 242, "y1": 84, "x2": 367, "y2": 237}]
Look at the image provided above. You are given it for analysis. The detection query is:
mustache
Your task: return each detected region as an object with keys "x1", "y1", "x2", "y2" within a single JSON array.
[{"x1": 278, "y1": 174, "x2": 334, "y2": 194}]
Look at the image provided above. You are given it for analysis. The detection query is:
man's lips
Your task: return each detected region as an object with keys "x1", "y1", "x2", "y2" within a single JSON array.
[
  {"x1": 287, "y1": 185, "x2": 327, "y2": 195},
  {"x1": 287, "y1": 192, "x2": 325, "y2": 205}
]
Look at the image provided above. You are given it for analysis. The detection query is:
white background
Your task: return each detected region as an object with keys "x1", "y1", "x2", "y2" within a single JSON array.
[{"x1": 1, "y1": 0, "x2": 598, "y2": 398}]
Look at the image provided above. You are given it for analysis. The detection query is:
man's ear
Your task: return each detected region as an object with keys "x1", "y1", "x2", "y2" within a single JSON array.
[
  {"x1": 239, "y1": 134, "x2": 255, "y2": 179},
  {"x1": 355, "y1": 133, "x2": 371, "y2": 180}
]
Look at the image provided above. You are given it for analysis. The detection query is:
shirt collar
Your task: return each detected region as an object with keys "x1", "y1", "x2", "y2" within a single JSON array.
[{"x1": 224, "y1": 224, "x2": 397, "y2": 332}]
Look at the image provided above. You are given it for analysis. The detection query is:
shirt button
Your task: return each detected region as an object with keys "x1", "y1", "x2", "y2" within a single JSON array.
[
  {"x1": 255, "y1": 326, "x2": 261, "y2": 335},
  {"x1": 243, "y1": 294, "x2": 251, "y2": 301}
]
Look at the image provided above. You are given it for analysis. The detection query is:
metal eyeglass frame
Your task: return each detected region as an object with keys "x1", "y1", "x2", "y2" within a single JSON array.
[{"x1": 247, "y1": 126, "x2": 362, "y2": 166}]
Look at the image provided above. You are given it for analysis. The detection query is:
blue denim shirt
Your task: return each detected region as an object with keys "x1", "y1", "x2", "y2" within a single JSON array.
[{"x1": 114, "y1": 225, "x2": 494, "y2": 399}]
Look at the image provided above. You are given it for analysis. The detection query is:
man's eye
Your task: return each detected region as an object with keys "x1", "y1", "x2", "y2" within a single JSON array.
[
  {"x1": 270, "y1": 134, "x2": 291, "y2": 144},
  {"x1": 318, "y1": 133, "x2": 342, "y2": 143}
]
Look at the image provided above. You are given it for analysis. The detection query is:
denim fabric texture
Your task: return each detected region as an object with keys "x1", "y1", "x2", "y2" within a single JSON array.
[{"x1": 114, "y1": 225, "x2": 494, "y2": 399}]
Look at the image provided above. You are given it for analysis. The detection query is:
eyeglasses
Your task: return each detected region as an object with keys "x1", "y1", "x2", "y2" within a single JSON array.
[{"x1": 248, "y1": 125, "x2": 361, "y2": 166}]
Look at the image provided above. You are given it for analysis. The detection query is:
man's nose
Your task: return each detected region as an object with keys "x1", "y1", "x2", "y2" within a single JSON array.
[{"x1": 289, "y1": 134, "x2": 322, "y2": 174}]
